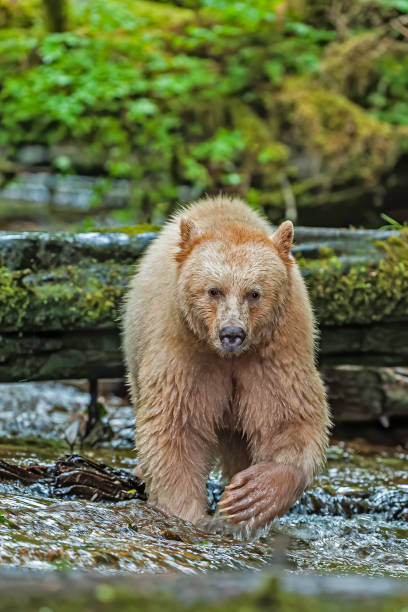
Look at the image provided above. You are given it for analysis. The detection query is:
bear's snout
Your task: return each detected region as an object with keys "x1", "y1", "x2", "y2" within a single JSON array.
[{"x1": 219, "y1": 325, "x2": 246, "y2": 352}]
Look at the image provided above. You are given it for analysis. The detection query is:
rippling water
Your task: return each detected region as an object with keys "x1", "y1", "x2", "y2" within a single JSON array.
[{"x1": 0, "y1": 383, "x2": 407, "y2": 577}]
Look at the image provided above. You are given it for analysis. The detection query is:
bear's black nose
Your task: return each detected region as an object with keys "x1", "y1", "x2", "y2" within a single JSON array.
[{"x1": 219, "y1": 326, "x2": 246, "y2": 350}]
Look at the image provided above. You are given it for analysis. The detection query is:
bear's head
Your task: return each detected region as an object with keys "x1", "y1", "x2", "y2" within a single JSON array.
[{"x1": 175, "y1": 218, "x2": 294, "y2": 356}]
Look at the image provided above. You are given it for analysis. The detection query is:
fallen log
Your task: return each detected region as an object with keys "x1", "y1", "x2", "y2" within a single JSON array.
[
  {"x1": 323, "y1": 365, "x2": 408, "y2": 446},
  {"x1": 1, "y1": 570, "x2": 407, "y2": 612},
  {"x1": 323, "y1": 366, "x2": 408, "y2": 424},
  {"x1": 0, "y1": 453, "x2": 146, "y2": 502},
  {"x1": 0, "y1": 226, "x2": 407, "y2": 381}
]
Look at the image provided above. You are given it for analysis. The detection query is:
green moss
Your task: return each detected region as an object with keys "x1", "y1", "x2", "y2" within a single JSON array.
[
  {"x1": 38, "y1": 263, "x2": 125, "y2": 329},
  {"x1": 0, "y1": 261, "x2": 127, "y2": 332},
  {"x1": 0, "y1": 436, "x2": 69, "y2": 464},
  {"x1": 321, "y1": 32, "x2": 382, "y2": 98},
  {"x1": 98, "y1": 224, "x2": 162, "y2": 236},
  {"x1": 229, "y1": 101, "x2": 290, "y2": 189},
  {"x1": 277, "y1": 79, "x2": 401, "y2": 190},
  {"x1": 317, "y1": 246, "x2": 336, "y2": 258},
  {"x1": 0, "y1": 435, "x2": 67, "y2": 450},
  {"x1": 298, "y1": 230, "x2": 408, "y2": 326},
  {"x1": 0, "y1": 267, "x2": 32, "y2": 329}
]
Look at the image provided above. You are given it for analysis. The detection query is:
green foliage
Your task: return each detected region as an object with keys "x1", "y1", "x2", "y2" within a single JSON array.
[
  {"x1": 98, "y1": 224, "x2": 162, "y2": 235},
  {"x1": 379, "y1": 213, "x2": 405, "y2": 230},
  {"x1": 0, "y1": 0, "x2": 407, "y2": 223}
]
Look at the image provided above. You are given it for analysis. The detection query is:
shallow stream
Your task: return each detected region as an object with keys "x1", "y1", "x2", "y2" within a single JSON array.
[{"x1": 0, "y1": 383, "x2": 407, "y2": 577}]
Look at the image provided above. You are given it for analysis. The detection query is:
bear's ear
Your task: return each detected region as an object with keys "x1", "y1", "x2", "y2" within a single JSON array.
[
  {"x1": 179, "y1": 217, "x2": 199, "y2": 247},
  {"x1": 174, "y1": 217, "x2": 200, "y2": 264},
  {"x1": 271, "y1": 220, "x2": 294, "y2": 261}
]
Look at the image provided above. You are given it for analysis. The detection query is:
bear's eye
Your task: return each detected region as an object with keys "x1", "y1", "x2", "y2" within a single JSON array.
[{"x1": 209, "y1": 288, "x2": 220, "y2": 297}]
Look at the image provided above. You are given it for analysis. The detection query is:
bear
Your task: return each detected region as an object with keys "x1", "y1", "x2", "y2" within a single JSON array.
[{"x1": 123, "y1": 195, "x2": 330, "y2": 530}]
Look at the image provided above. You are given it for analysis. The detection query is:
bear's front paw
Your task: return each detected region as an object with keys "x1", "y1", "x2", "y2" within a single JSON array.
[{"x1": 218, "y1": 461, "x2": 306, "y2": 529}]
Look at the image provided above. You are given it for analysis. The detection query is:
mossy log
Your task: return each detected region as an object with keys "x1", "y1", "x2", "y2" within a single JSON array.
[
  {"x1": 0, "y1": 226, "x2": 407, "y2": 382},
  {"x1": 0, "y1": 453, "x2": 146, "y2": 501},
  {"x1": 43, "y1": 0, "x2": 66, "y2": 32}
]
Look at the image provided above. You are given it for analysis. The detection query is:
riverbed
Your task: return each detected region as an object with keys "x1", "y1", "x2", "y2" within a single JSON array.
[{"x1": 0, "y1": 382, "x2": 407, "y2": 577}]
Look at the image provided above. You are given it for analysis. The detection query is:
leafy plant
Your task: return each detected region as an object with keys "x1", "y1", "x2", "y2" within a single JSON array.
[
  {"x1": 379, "y1": 213, "x2": 405, "y2": 230},
  {"x1": 0, "y1": 0, "x2": 407, "y2": 225}
]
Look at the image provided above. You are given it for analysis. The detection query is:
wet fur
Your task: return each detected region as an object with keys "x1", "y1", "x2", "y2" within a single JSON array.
[{"x1": 123, "y1": 196, "x2": 330, "y2": 529}]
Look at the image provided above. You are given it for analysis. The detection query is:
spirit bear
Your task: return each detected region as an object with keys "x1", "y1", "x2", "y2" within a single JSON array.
[{"x1": 123, "y1": 196, "x2": 330, "y2": 529}]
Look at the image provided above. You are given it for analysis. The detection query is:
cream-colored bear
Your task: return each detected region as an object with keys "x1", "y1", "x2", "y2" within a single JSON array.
[{"x1": 123, "y1": 196, "x2": 330, "y2": 529}]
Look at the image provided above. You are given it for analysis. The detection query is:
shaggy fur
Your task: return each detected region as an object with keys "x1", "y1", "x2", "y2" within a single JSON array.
[{"x1": 123, "y1": 196, "x2": 330, "y2": 529}]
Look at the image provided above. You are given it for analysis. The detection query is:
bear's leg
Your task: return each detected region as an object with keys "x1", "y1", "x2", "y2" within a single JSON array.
[
  {"x1": 218, "y1": 371, "x2": 329, "y2": 529},
  {"x1": 136, "y1": 408, "x2": 215, "y2": 523},
  {"x1": 137, "y1": 412, "x2": 214, "y2": 522},
  {"x1": 217, "y1": 429, "x2": 251, "y2": 481},
  {"x1": 133, "y1": 357, "x2": 224, "y2": 524}
]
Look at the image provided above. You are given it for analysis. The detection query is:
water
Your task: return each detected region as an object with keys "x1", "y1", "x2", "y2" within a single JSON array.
[
  {"x1": 0, "y1": 383, "x2": 407, "y2": 577},
  {"x1": 0, "y1": 382, "x2": 134, "y2": 446}
]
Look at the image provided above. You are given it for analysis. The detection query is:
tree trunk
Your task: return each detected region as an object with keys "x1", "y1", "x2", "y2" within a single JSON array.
[{"x1": 43, "y1": 0, "x2": 66, "y2": 32}]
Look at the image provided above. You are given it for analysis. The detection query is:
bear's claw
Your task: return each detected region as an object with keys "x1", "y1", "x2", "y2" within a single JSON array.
[{"x1": 218, "y1": 461, "x2": 306, "y2": 528}]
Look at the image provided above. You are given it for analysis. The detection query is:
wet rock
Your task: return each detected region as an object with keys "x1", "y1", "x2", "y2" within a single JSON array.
[
  {"x1": 295, "y1": 485, "x2": 408, "y2": 521},
  {"x1": 17, "y1": 146, "x2": 51, "y2": 165},
  {"x1": 207, "y1": 481, "x2": 225, "y2": 513},
  {"x1": 0, "y1": 172, "x2": 131, "y2": 212}
]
